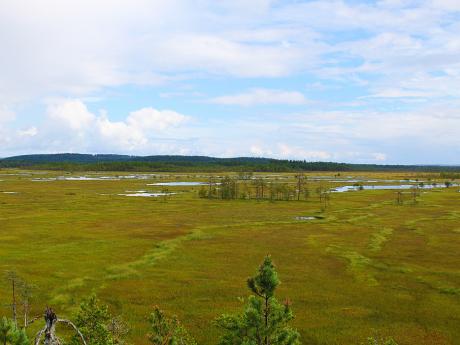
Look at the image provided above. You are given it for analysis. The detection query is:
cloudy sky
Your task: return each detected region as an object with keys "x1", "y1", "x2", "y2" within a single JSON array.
[{"x1": 1, "y1": 0, "x2": 459, "y2": 164}]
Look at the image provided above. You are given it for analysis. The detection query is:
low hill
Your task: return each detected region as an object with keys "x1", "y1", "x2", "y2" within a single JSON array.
[{"x1": 1, "y1": 153, "x2": 459, "y2": 172}]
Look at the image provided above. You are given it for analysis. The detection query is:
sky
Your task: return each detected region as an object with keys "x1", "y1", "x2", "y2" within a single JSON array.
[{"x1": 0, "y1": 0, "x2": 460, "y2": 164}]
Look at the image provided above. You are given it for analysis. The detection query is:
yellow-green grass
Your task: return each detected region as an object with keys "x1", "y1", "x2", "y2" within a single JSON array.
[{"x1": 0, "y1": 170, "x2": 459, "y2": 345}]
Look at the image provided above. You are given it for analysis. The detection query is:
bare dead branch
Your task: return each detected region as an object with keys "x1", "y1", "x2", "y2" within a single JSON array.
[
  {"x1": 27, "y1": 314, "x2": 42, "y2": 327},
  {"x1": 57, "y1": 319, "x2": 87, "y2": 345},
  {"x1": 34, "y1": 326, "x2": 46, "y2": 345}
]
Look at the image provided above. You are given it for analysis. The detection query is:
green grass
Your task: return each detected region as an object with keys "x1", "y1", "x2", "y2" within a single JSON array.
[
  {"x1": 0, "y1": 170, "x2": 459, "y2": 345},
  {"x1": 368, "y1": 228, "x2": 394, "y2": 253}
]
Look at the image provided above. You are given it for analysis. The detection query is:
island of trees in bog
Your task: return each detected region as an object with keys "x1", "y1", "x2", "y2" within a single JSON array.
[{"x1": 1, "y1": 156, "x2": 460, "y2": 345}]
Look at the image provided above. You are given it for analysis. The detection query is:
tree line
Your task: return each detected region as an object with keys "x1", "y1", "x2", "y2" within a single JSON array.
[{"x1": 2, "y1": 154, "x2": 460, "y2": 173}]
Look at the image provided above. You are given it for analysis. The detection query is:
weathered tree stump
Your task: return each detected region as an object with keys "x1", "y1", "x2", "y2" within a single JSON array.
[{"x1": 34, "y1": 308, "x2": 86, "y2": 345}]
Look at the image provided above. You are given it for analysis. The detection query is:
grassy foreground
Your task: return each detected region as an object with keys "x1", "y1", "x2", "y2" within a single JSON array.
[{"x1": 0, "y1": 170, "x2": 459, "y2": 345}]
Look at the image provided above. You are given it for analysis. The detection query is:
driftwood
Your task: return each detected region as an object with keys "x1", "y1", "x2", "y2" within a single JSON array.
[{"x1": 34, "y1": 308, "x2": 87, "y2": 345}]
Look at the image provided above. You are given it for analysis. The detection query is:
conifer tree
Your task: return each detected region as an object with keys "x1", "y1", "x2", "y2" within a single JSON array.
[
  {"x1": 148, "y1": 306, "x2": 196, "y2": 345},
  {"x1": 365, "y1": 336, "x2": 398, "y2": 345},
  {"x1": 216, "y1": 256, "x2": 300, "y2": 345},
  {"x1": 0, "y1": 317, "x2": 28, "y2": 345},
  {"x1": 71, "y1": 295, "x2": 113, "y2": 345}
]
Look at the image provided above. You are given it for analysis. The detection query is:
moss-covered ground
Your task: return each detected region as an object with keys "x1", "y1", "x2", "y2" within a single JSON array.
[{"x1": 0, "y1": 170, "x2": 459, "y2": 344}]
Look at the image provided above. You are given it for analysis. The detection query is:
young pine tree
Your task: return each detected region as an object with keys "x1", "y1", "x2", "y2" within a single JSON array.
[
  {"x1": 215, "y1": 256, "x2": 300, "y2": 345},
  {"x1": 365, "y1": 336, "x2": 398, "y2": 345},
  {"x1": 148, "y1": 306, "x2": 196, "y2": 345},
  {"x1": 0, "y1": 317, "x2": 28, "y2": 345},
  {"x1": 71, "y1": 295, "x2": 114, "y2": 345}
]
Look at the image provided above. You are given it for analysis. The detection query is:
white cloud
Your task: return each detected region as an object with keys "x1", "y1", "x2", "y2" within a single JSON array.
[
  {"x1": 250, "y1": 145, "x2": 268, "y2": 156},
  {"x1": 210, "y1": 89, "x2": 308, "y2": 106},
  {"x1": 35, "y1": 99, "x2": 191, "y2": 153},
  {"x1": 276, "y1": 143, "x2": 331, "y2": 160},
  {"x1": 17, "y1": 127, "x2": 38, "y2": 137},
  {"x1": 0, "y1": 106, "x2": 15, "y2": 123},
  {"x1": 0, "y1": 0, "x2": 324, "y2": 104},
  {"x1": 285, "y1": 103, "x2": 460, "y2": 153},
  {"x1": 431, "y1": 0, "x2": 460, "y2": 11},
  {"x1": 147, "y1": 34, "x2": 313, "y2": 78},
  {"x1": 95, "y1": 108, "x2": 190, "y2": 151},
  {"x1": 127, "y1": 108, "x2": 189, "y2": 131},
  {"x1": 373, "y1": 153, "x2": 387, "y2": 161},
  {"x1": 250, "y1": 143, "x2": 331, "y2": 160},
  {"x1": 1, "y1": 1, "x2": 460, "y2": 163},
  {"x1": 1, "y1": 0, "x2": 459, "y2": 106},
  {"x1": 366, "y1": 89, "x2": 435, "y2": 98},
  {"x1": 96, "y1": 114, "x2": 146, "y2": 150},
  {"x1": 0, "y1": 106, "x2": 16, "y2": 150},
  {"x1": 2, "y1": 99, "x2": 460, "y2": 163},
  {"x1": 47, "y1": 100, "x2": 95, "y2": 130}
]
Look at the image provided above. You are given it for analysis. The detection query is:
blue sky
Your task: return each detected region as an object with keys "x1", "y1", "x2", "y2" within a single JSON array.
[{"x1": 1, "y1": 0, "x2": 460, "y2": 164}]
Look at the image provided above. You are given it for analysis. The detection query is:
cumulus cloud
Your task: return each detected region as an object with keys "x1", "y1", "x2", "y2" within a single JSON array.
[
  {"x1": 1, "y1": 1, "x2": 460, "y2": 163},
  {"x1": 47, "y1": 100, "x2": 96, "y2": 130},
  {"x1": 27, "y1": 99, "x2": 191, "y2": 153},
  {"x1": 2, "y1": 99, "x2": 460, "y2": 163},
  {"x1": 95, "y1": 107, "x2": 190, "y2": 150},
  {"x1": 210, "y1": 89, "x2": 308, "y2": 106},
  {"x1": 126, "y1": 108, "x2": 189, "y2": 131}
]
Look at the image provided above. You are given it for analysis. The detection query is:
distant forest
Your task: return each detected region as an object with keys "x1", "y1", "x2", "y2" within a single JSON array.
[{"x1": 1, "y1": 153, "x2": 460, "y2": 172}]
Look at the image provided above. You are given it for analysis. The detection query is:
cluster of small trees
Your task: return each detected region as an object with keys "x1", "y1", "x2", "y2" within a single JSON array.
[
  {"x1": 198, "y1": 175, "x2": 333, "y2": 211},
  {"x1": 1, "y1": 257, "x2": 397, "y2": 345},
  {"x1": 394, "y1": 181, "x2": 454, "y2": 206},
  {"x1": 3, "y1": 271, "x2": 35, "y2": 329},
  {"x1": 198, "y1": 175, "x2": 314, "y2": 202}
]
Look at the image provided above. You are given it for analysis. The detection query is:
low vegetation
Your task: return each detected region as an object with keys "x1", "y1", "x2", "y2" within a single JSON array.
[
  {"x1": 1, "y1": 169, "x2": 459, "y2": 344},
  {"x1": 1, "y1": 257, "x2": 400, "y2": 345}
]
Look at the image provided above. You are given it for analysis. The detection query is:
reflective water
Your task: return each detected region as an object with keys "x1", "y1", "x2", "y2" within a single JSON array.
[
  {"x1": 332, "y1": 184, "x2": 456, "y2": 193},
  {"x1": 294, "y1": 216, "x2": 318, "y2": 221},
  {"x1": 32, "y1": 174, "x2": 158, "y2": 181},
  {"x1": 118, "y1": 191, "x2": 176, "y2": 197},
  {"x1": 147, "y1": 182, "x2": 208, "y2": 186},
  {"x1": 32, "y1": 176, "x2": 113, "y2": 181}
]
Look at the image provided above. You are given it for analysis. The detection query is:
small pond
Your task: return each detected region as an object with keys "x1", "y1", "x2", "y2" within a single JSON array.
[
  {"x1": 332, "y1": 184, "x2": 456, "y2": 193},
  {"x1": 118, "y1": 190, "x2": 176, "y2": 197},
  {"x1": 31, "y1": 174, "x2": 163, "y2": 181},
  {"x1": 294, "y1": 216, "x2": 319, "y2": 221},
  {"x1": 147, "y1": 182, "x2": 209, "y2": 186}
]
